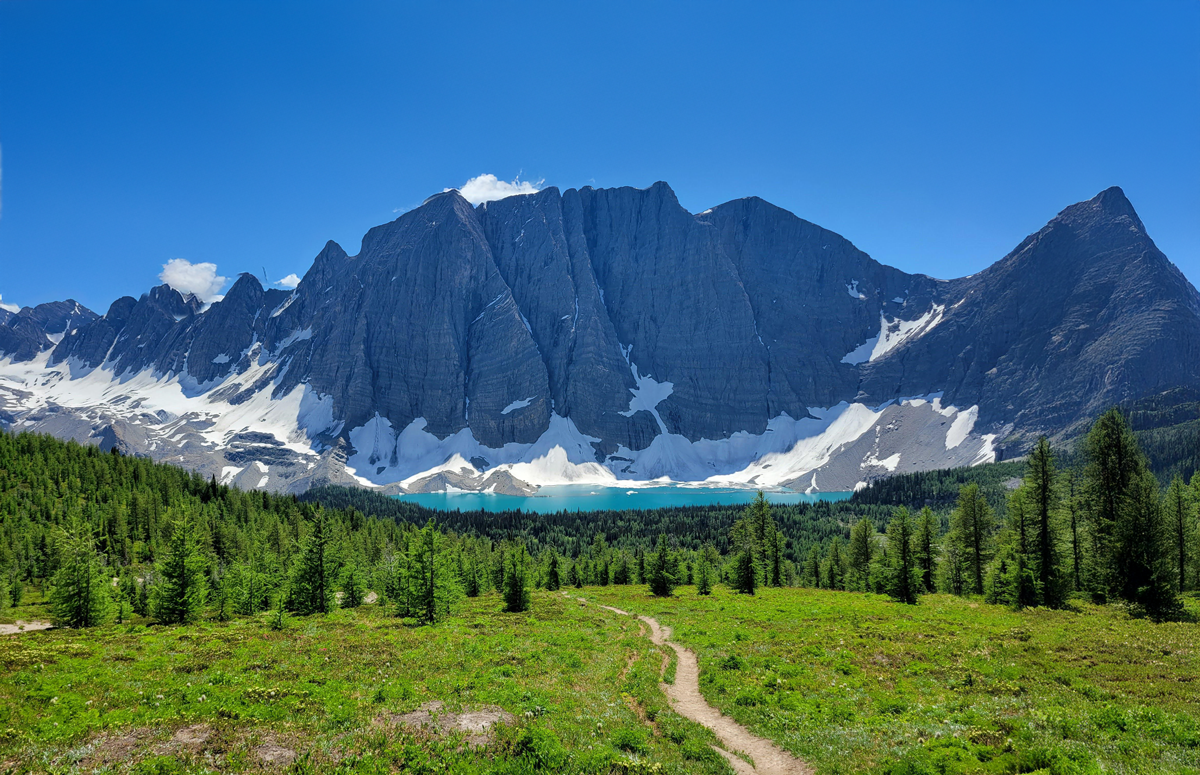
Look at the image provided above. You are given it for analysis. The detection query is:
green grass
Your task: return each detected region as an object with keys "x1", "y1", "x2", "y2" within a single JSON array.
[
  {"x1": 584, "y1": 586, "x2": 1200, "y2": 775},
  {"x1": 4, "y1": 587, "x2": 1199, "y2": 774},
  {"x1": 0, "y1": 592, "x2": 730, "y2": 774}
]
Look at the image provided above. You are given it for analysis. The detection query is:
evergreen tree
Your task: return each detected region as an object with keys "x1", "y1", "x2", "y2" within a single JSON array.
[
  {"x1": 768, "y1": 528, "x2": 784, "y2": 587},
  {"x1": 1083, "y1": 407, "x2": 1147, "y2": 600},
  {"x1": 847, "y1": 517, "x2": 874, "y2": 592},
  {"x1": 503, "y1": 544, "x2": 531, "y2": 613},
  {"x1": 997, "y1": 487, "x2": 1039, "y2": 609},
  {"x1": 1118, "y1": 471, "x2": 1181, "y2": 619},
  {"x1": 886, "y1": 507, "x2": 920, "y2": 604},
  {"x1": 696, "y1": 543, "x2": 717, "y2": 595},
  {"x1": 463, "y1": 552, "x2": 481, "y2": 598},
  {"x1": 288, "y1": 512, "x2": 335, "y2": 615},
  {"x1": 1064, "y1": 470, "x2": 1084, "y2": 591},
  {"x1": 914, "y1": 507, "x2": 938, "y2": 593},
  {"x1": 546, "y1": 550, "x2": 561, "y2": 591},
  {"x1": 49, "y1": 520, "x2": 111, "y2": 628},
  {"x1": 803, "y1": 545, "x2": 821, "y2": 588},
  {"x1": 341, "y1": 563, "x2": 365, "y2": 608},
  {"x1": 729, "y1": 517, "x2": 759, "y2": 595},
  {"x1": 647, "y1": 534, "x2": 676, "y2": 597},
  {"x1": 732, "y1": 542, "x2": 757, "y2": 595},
  {"x1": 1164, "y1": 476, "x2": 1194, "y2": 592},
  {"x1": 951, "y1": 484, "x2": 994, "y2": 595},
  {"x1": 826, "y1": 536, "x2": 845, "y2": 591},
  {"x1": 152, "y1": 514, "x2": 209, "y2": 624},
  {"x1": 1026, "y1": 437, "x2": 1067, "y2": 606},
  {"x1": 567, "y1": 560, "x2": 581, "y2": 589}
]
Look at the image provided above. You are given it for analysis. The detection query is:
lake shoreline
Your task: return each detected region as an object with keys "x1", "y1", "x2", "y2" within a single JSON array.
[{"x1": 392, "y1": 483, "x2": 853, "y2": 513}]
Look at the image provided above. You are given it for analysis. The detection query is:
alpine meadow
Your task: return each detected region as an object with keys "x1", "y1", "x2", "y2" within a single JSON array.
[{"x1": 3, "y1": 3, "x2": 1200, "y2": 774}]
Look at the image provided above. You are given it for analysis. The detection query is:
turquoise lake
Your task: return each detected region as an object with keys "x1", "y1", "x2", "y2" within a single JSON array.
[{"x1": 394, "y1": 484, "x2": 853, "y2": 513}]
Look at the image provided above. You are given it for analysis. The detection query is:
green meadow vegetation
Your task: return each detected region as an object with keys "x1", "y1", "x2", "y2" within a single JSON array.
[{"x1": 1, "y1": 406, "x2": 1198, "y2": 773}]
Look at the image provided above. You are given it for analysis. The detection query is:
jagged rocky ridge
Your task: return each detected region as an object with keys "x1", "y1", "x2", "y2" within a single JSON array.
[{"x1": 1, "y1": 184, "x2": 1197, "y2": 495}]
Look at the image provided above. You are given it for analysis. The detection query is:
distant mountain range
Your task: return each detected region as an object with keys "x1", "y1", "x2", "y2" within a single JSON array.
[{"x1": 2, "y1": 183, "x2": 1197, "y2": 495}]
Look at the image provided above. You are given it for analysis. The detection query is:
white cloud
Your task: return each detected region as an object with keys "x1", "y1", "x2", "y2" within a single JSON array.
[
  {"x1": 275, "y1": 273, "x2": 302, "y2": 289},
  {"x1": 0, "y1": 294, "x2": 19, "y2": 314},
  {"x1": 448, "y1": 174, "x2": 542, "y2": 205},
  {"x1": 159, "y1": 258, "x2": 227, "y2": 302}
]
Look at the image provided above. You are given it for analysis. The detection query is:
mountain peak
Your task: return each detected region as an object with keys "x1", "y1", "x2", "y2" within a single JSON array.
[{"x1": 1054, "y1": 185, "x2": 1145, "y2": 235}]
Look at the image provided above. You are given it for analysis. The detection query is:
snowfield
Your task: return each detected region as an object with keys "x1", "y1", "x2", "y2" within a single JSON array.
[{"x1": 0, "y1": 347, "x2": 997, "y2": 496}]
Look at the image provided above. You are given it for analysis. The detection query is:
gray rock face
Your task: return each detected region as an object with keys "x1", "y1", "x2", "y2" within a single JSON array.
[
  {"x1": 3, "y1": 183, "x2": 1198, "y2": 494},
  {"x1": 0, "y1": 300, "x2": 98, "y2": 361},
  {"x1": 858, "y1": 186, "x2": 1200, "y2": 449}
]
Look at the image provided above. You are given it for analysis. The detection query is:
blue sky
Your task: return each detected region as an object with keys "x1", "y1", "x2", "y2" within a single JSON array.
[{"x1": 1, "y1": 1, "x2": 1197, "y2": 312}]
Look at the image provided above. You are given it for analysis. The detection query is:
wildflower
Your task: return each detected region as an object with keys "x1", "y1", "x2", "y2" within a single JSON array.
[{"x1": 49, "y1": 697, "x2": 59, "y2": 705}]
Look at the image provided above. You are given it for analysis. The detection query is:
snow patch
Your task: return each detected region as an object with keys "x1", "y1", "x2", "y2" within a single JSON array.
[
  {"x1": 501, "y1": 397, "x2": 534, "y2": 415},
  {"x1": 618, "y1": 348, "x2": 673, "y2": 434},
  {"x1": 945, "y1": 405, "x2": 978, "y2": 449},
  {"x1": 846, "y1": 280, "x2": 866, "y2": 300}
]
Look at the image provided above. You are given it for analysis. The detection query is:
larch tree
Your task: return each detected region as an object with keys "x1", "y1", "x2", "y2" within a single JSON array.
[
  {"x1": 153, "y1": 513, "x2": 209, "y2": 625},
  {"x1": 1164, "y1": 476, "x2": 1194, "y2": 592},
  {"x1": 1082, "y1": 407, "x2": 1146, "y2": 600},
  {"x1": 951, "y1": 484, "x2": 994, "y2": 596},
  {"x1": 49, "y1": 519, "x2": 111, "y2": 628},
  {"x1": 886, "y1": 507, "x2": 920, "y2": 605},
  {"x1": 288, "y1": 512, "x2": 335, "y2": 616},
  {"x1": 1025, "y1": 437, "x2": 1067, "y2": 607},
  {"x1": 914, "y1": 507, "x2": 938, "y2": 594},
  {"x1": 848, "y1": 518, "x2": 874, "y2": 592},
  {"x1": 503, "y1": 544, "x2": 531, "y2": 613},
  {"x1": 1118, "y1": 471, "x2": 1181, "y2": 619},
  {"x1": 647, "y1": 534, "x2": 676, "y2": 597}
]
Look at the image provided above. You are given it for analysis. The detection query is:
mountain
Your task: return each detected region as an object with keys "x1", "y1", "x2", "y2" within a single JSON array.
[{"x1": 1, "y1": 184, "x2": 1196, "y2": 495}]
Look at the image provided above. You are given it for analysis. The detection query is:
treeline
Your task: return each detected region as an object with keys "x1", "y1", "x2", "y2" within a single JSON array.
[
  {"x1": 849, "y1": 460, "x2": 1025, "y2": 511},
  {"x1": 0, "y1": 431, "x2": 835, "y2": 628},
  {"x1": 803, "y1": 409, "x2": 1200, "y2": 619},
  {"x1": 303, "y1": 485, "x2": 899, "y2": 563}
]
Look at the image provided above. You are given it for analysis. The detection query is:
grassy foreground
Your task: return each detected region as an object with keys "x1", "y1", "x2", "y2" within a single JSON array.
[
  {"x1": 587, "y1": 586, "x2": 1200, "y2": 775},
  {"x1": 2, "y1": 587, "x2": 1199, "y2": 774},
  {"x1": 0, "y1": 592, "x2": 728, "y2": 774}
]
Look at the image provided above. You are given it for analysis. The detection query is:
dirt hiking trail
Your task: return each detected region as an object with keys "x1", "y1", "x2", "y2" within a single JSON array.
[{"x1": 588, "y1": 599, "x2": 812, "y2": 775}]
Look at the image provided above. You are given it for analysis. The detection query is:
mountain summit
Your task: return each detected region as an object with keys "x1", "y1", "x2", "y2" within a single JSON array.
[{"x1": 2, "y1": 185, "x2": 1196, "y2": 494}]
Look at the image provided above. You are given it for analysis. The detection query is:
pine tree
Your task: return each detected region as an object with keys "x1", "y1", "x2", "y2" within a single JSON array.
[
  {"x1": 503, "y1": 544, "x2": 531, "y2": 613},
  {"x1": 647, "y1": 534, "x2": 675, "y2": 597},
  {"x1": 847, "y1": 517, "x2": 874, "y2": 592},
  {"x1": 1164, "y1": 476, "x2": 1194, "y2": 592},
  {"x1": 341, "y1": 563, "x2": 365, "y2": 608},
  {"x1": 826, "y1": 537, "x2": 845, "y2": 591},
  {"x1": 914, "y1": 507, "x2": 938, "y2": 593},
  {"x1": 803, "y1": 545, "x2": 821, "y2": 588},
  {"x1": 771, "y1": 530, "x2": 786, "y2": 587},
  {"x1": 288, "y1": 512, "x2": 335, "y2": 615},
  {"x1": 746, "y1": 491, "x2": 771, "y2": 585},
  {"x1": 696, "y1": 543, "x2": 717, "y2": 595},
  {"x1": 951, "y1": 484, "x2": 994, "y2": 595},
  {"x1": 49, "y1": 520, "x2": 111, "y2": 628},
  {"x1": 886, "y1": 507, "x2": 920, "y2": 605},
  {"x1": 999, "y1": 487, "x2": 1040, "y2": 609},
  {"x1": 1026, "y1": 437, "x2": 1067, "y2": 607},
  {"x1": 732, "y1": 542, "x2": 757, "y2": 595},
  {"x1": 1064, "y1": 470, "x2": 1084, "y2": 591},
  {"x1": 1083, "y1": 407, "x2": 1147, "y2": 600},
  {"x1": 153, "y1": 514, "x2": 209, "y2": 624},
  {"x1": 1119, "y1": 471, "x2": 1181, "y2": 619},
  {"x1": 463, "y1": 552, "x2": 481, "y2": 598},
  {"x1": 546, "y1": 550, "x2": 561, "y2": 591}
]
